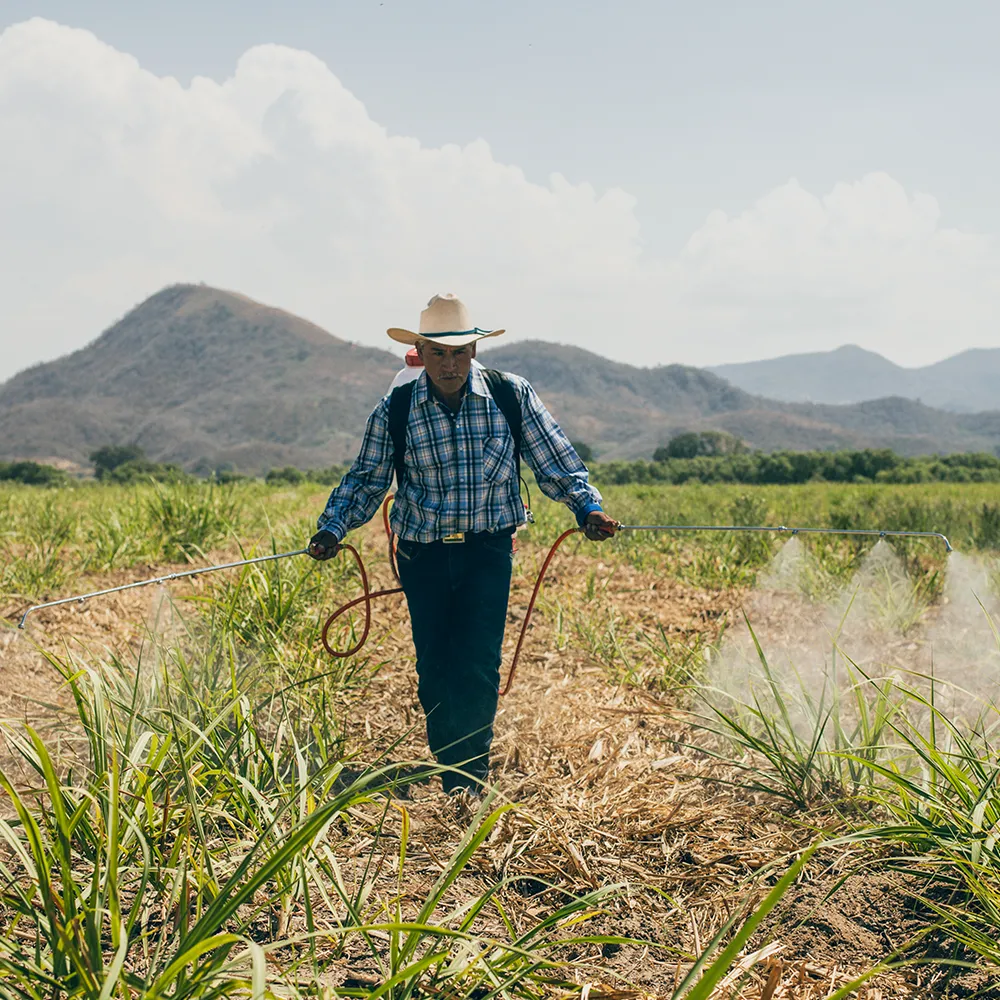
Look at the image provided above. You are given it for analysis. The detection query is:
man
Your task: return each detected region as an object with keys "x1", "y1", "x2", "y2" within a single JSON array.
[
  {"x1": 308, "y1": 293, "x2": 617, "y2": 796},
  {"x1": 388, "y1": 345, "x2": 486, "y2": 392}
]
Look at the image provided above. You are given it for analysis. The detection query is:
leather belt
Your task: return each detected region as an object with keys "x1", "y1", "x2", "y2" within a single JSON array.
[{"x1": 435, "y1": 527, "x2": 515, "y2": 545}]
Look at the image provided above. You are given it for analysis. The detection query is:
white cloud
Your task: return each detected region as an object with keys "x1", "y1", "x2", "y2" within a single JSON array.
[
  {"x1": 1, "y1": 16, "x2": 998, "y2": 382},
  {"x1": 676, "y1": 176, "x2": 999, "y2": 360}
]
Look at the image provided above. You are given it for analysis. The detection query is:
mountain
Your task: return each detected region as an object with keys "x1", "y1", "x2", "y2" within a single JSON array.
[
  {"x1": 709, "y1": 346, "x2": 907, "y2": 405},
  {"x1": 1, "y1": 285, "x2": 999, "y2": 472},
  {"x1": 921, "y1": 350, "x2": 1000, "y2": 411},
  {"x1": 479, "y1": 342, "x2": 1000, "y2": 458},
  {"x1": 0, "y1": 284, "x2": 400, "y2": 474},
  {"x1": 710, "y1": 345, "x2": 1000, "y2": 412}
]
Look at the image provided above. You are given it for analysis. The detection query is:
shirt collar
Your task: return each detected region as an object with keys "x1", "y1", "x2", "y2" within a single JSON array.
[
  {"x1": 411, "y1": 370, "x2": 431, "y2": 406},
  {"x1": 468, "y1": 365, "x2": 490, "y2": 398},
  {"x1": 412, "y1": 365, "x2": 490, "y2": 406}
]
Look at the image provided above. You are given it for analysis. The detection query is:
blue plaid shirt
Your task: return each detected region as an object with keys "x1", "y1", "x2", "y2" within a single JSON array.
[{"x1": 318, "y1": 367, "x2": 603, "y2": 544}]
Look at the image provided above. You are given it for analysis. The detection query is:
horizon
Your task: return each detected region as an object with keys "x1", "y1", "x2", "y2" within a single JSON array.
[
  {"x1": 3, "y1": 7, "x2": 1000, "y2": 381},
  {"x1": 1, "y1": 280, "x2": 992, "y2": 388},
  {"x1": 2, "y1": 276, "x2": 998, "y2": 472}
]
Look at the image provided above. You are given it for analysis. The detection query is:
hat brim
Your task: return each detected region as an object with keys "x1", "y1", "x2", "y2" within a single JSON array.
[{"x1": 387, "y1": 328, "x2": 506, "y2": 348}]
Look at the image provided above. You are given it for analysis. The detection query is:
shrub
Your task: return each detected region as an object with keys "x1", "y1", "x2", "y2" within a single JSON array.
[
  {"x1": 266, "y1": 466, "x2": 306, "y2": 485},
  {"x1": 89, "y1": 443, "x2": 146, "y2": 478},
  {"x1": 213, "y1": 468, "x2": 253, "y2": 484},
  {"x1": 657, "y1": 432, "x2": 700, "y2": 460},
  {"x1": 106, "y1": 458, "x2": 189, "y2": 484},
  {"x1": 306, "y1": 465, "x2": 348, "y2": 485},
  {"x1": 654, "y1": 431, "x2": 747, "y2": 461},
  {"x1": 261, "y1": 465, "x2": 346, "y2": 486},
  {"x1": 0, "y1": 461, "x2": 69, "y2": 486},
  {"x1": 89, "y1": 444, "x2": 190, "y2": 484}
]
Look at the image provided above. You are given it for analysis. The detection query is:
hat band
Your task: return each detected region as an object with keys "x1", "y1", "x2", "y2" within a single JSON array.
[{"x1": 418, "y1": 328, "x2": 492, "y2": 339}]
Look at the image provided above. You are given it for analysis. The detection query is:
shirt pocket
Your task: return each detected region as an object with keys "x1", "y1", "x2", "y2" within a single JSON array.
[{"x1": 481, "y1": 435, "x2": 515, "y2": 483}]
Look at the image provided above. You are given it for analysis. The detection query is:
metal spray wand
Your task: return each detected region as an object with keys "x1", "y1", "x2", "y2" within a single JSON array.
[
  {"x1": 15, "y1": 525, "x2": 953, "y2": 630},
  {"x1": 17, "y1": 549, "x2": 308, "y2": 629}
]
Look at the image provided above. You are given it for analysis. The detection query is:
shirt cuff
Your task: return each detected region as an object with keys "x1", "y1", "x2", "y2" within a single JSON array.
[
  {"x1": 317, "y1": 517, "x2": 345, "y2": 542},
  {"x1": 575, "y1": 502, "x2": 603, "y2": 527}
]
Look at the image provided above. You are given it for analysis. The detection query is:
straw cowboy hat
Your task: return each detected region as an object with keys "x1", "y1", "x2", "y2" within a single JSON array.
[{"x1": 387, "y1": 293, "x2": 505, "y2": 348}]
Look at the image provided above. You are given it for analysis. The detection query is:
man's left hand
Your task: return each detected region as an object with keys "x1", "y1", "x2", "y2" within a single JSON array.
[{"x1": 584, "y1": 511, "x2": 618, "y2": 541}]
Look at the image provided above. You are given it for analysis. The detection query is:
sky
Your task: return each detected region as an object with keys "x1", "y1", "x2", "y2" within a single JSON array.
[{"x1": 2, "y1": 1, "x2": 1000, "y2": 382}]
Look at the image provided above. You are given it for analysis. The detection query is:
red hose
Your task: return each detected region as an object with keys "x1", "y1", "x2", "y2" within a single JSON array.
[
  {"x1": 383, "y1": 492, "x2": 400, "y2": 584},
  {"x1": 319, "y1": 543, "x2": 402, "y2": 659},
  {"x1": 319, "y1": 496, "x2": 582, "y2": 696},
  {"x1": 500, "y1": 526, "x2": 580, "y2": 696}
]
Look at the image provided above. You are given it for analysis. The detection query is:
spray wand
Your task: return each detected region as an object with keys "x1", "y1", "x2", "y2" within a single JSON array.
[
  {"x1": 615, "y1": 523, "x2": 952, "y2": 551},
  {"x1": 15, "y1": 514, "x2": 953, "y2": 694},
  {"x1": 16, "y1": 549, "x2": 308, "y2": 629}
]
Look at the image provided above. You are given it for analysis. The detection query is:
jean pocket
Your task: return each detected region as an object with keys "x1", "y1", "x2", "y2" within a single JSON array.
[
  {"x1": 480, "y1": 531, "x2": 513, "y2": 556},
  {"x1": 395, "y1": 539, "x2": 423, "y2": 564}
]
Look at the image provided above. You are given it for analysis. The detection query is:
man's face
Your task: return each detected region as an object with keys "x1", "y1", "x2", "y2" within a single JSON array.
[{"x1": 417, "y1": 341, "x2": 476, "y2": 394}]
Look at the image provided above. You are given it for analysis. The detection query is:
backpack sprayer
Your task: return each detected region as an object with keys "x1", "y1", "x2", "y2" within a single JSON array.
[{"x1": 15, "y1": 501, "x2": 952, "y2": 696}]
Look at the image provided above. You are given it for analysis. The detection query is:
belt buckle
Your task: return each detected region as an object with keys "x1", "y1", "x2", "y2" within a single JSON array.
[{"x1": 441, "y1": 531, "x2": 465, "y2": 544}]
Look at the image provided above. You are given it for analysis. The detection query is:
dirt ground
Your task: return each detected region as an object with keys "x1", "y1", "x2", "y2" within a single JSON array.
[{"x1": 1, "y1": 532, "x2": 992, "y2": 998}]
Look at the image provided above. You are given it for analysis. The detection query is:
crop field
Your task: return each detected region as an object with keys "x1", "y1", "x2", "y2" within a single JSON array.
[{"x1": 2, "y1": 480, "x2": 1000, "y2": 998}]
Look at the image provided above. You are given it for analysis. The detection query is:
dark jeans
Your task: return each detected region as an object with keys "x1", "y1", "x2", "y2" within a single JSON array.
[{"x1": 395, "y1": 529, "x2": 514, "y2": 792}]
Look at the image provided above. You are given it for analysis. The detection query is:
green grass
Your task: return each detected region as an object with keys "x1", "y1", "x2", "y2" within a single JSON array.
[
  {"x1": 833, "y1": 680, "x2": 1000, "y2": 970},
  {"x1": 1, "y1": 478, "x2": 987, "y2": 605},
  {"x1": 144, "y1": 481, "x2": 245, "y2": 562},
  {"x1": 689, "y1": 630, "x2": 1000, "y2": 975},
  {"x1": 1, "y1": 494, "x2": 78, "y2": 601},
  {"x1": 0, "y1": 611, "x2": 846, "y2": 998},
  {"x1": 691, "y1": 626, "x2": 909, "y2": 810},
  {"x1": 4, "y1": 479, "x2": 1000, "y2": 992},
  {"x1": 0, "y1": 635, "x2": 630, "y2": 998}
]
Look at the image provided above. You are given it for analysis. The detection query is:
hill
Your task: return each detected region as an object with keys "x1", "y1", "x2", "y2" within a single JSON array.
[
  {"x1": 709, "y1": 344, "x2": 1000, "y2": 412},
  {"x1": 1, "y1": 285, "x2": 999, "y2": 472},
  {"x1": 478, "y1": 342, "x2": 1000, "y2": 458},
  {"x1": 0, "y1": 285, "x2": 400, "y2": 474}
]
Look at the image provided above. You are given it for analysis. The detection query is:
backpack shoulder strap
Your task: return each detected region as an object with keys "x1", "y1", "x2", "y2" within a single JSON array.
[
  {"x1": 482, "y1": 369, "x2": 522, "y2": 481},
  {"x1": 387, "y1": 381, "x2": 415, "y2": 486}
]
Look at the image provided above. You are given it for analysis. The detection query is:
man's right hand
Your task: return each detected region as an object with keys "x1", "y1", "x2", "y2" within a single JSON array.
[{"x1": 307, "y1": 529, "x2": 341, "y2": 561}]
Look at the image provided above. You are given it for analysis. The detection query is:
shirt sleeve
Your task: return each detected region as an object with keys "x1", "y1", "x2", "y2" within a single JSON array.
[
  {"x1": 317, "y1": 397, "x2": 395, "y2": 541},
  {"x1": 515, "y1": 378, "x2": 604, "y2": 526}
]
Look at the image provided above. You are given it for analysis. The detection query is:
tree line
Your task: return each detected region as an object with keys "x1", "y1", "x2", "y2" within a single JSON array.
[
  {"x1": 590, "y1": 448, "x2": 1000, "y2": 486},
  {"x1": 1, "y1": 446, "x2": 347, "y2": 487},
  {"x1": 4, "y1": 437, "x2": 1000, "y2": 488}
]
